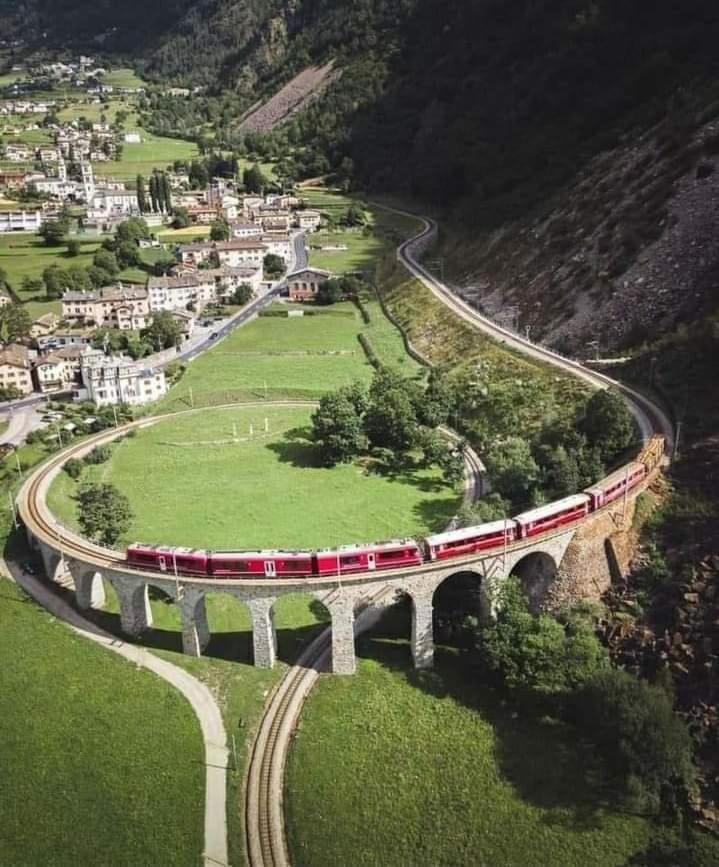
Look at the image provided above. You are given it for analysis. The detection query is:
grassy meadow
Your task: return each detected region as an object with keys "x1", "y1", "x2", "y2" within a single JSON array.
[
  {"x1": 0, "y1": 580, "x2": 204, "y2": 866},
  {"x1": 286, "y1": 615, "x2": 653, "y2": 867},
  {"x1": 47, "y1": 404, "x2": 460, "y2": 550}
]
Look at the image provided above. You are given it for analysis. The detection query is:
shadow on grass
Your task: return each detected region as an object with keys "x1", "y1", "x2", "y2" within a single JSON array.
[
  {"x1": 355, "y1": 601, "x2": 623, "y2": 833},
  {"x1": 265, "y1": 426, "x2": 326, "y2": 468}
]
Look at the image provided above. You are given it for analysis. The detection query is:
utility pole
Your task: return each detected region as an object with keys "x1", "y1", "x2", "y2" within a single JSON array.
[
  {"x1": 112, "y1": 405, "x2": 118, "y2": 428},
  {"x1": 673, "y1": 420, "x2": 682, "y2": 461},
  {"x1": 189, "y1": 386, "x2": 194, "y2": 408},
  {"x1": 7, "y1": 491, "x2": 17, "y2": 531},
  {"x1": 12, "y1": 447, "x2": 21, "y2": 478}
]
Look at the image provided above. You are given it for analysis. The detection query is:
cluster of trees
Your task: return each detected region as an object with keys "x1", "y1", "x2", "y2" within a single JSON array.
[
  {"x1": 136, "y1": 171, "x2": 173, "y2": 215},
  {"x1": 92, "y1": 309, "x2": 183, "y2": 360},
  {"x1": 311, "y1": 368, "x2": 464, "y2": 482},
  {"x1": 315, "y1": 275, "x2": 365, "y2": 306},
  {"x1": 263, "y1": 254, "x2": 285, "y2": 279},
  {"x1": 482, "y1": 388, "x2": 635, "y2": 511},
  {"x1": 0, "y1": 301, "x2": 32, "y2": 343},
  {"x1": 77, "y1": 482, "x2": 133, "y2": 546},
  {"x1": 469, "y1": 579, "x2": 696, "y2": 818}
]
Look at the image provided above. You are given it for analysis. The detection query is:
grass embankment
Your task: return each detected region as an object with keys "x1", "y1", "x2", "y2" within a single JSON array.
[
  {"x1": 47, "y1": 404, "x2": 459, "y2": 550},
  {"x1": 376, "y1": 252, "x2": 589, "y2": 432},
  {"x1": 286, "y1": 616, "x2": 652, "y2": 867},
  {"x1": 0, "y1": 581, "x2": 204, "y2": 866}
]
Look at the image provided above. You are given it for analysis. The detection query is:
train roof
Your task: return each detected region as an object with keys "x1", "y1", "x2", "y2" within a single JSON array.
[
  {"x1": 584, "y1": 461, "x2": 645, "y2": 494},
  {"x1": 317, "y1": 539, "x2": 420, "y2": 555},
  {"x1": 425, "y1": 520, "x2": 514, "y2": 547},
  {"x1": 514, "y1": 494, "x2": 590, "y2": 524},
  {"x1": 212, "y1": 549, "x2": 312, "y2": 559},
  {"x1": 129, "y1": 543, "x2": 208, "y2": 556}
]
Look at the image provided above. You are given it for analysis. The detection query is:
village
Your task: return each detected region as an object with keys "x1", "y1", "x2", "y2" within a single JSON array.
[{"x1": 0, "y1": 58, "x2": 336, "y2": 412}]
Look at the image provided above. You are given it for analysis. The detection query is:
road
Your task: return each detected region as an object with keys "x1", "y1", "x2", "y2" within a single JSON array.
[
  {"x1": 384, "y1": 207, "x2": 675, "y2": 451},
  {"x1": 3, "y1": 561, "x2": 229, "y2": 867},
  {"x1": 0, "y1": 232, "x2": 308, "y2": 445}
]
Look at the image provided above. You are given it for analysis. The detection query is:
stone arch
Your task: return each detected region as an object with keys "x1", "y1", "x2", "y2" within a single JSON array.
[
  {"x1": 38, "y1": 544, "x2": 64, "y2": 584},
  {"x1": 431, "y1": 569, "x2": 488, "y2": 651},
  {"x1": 511, "y1": 551, "x2": 558, "y2": 612},
  {"x1": 272, "y1": 590, "x2": 330, "y2": 665},
  {"x1": 353, "y1": 585, "x2": 414, "y2": 667},
  {"x1": 199, "y1": 590, "x2": 254, "y2": 663}
]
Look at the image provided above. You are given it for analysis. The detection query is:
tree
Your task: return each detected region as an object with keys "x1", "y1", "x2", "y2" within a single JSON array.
[
  {"x1": 86, "y1": 266, "x2": 112, "y2": 289},
  {"x1": 231, "y1": 282, "x2": 253, "y2": 306},
  {"x1": 152, "y1": 252, "x2": 177, "y2": 276},
  {"x1": 39, "y1": 216, "x2": 70, "y2": 246},
  {"x1": 480, "y1": 578, "x2": 608, "y2": 697},
  {"x1": 144, "y1": 310, "x2": 182, "y2": 350},
  {"x1": 77, "y1": 483, "x2": 133, "y2": 546},
  {"x1": 242, "y1": 163, "x2": 265, "y2": 194},
  {"x1": 486, "y1": 436, "x2": 540, "y2": 508},
  {"x1": 316, "y1": 278, "x2": 343, "y2": 305},
  {"x1": 149, "y1": 172, "x2": 159, "y2": 213},
  {"x1": 83, "y1": 445, "x2": 112, "y2": 465},
  {"x1": 115, "y1": 218, "x2": 150, "y2": 245},
  {"x1": 136, "y1": 174, "x2": 147, "y2": 214},
  {"x1": 418, "y1": 368, "x2": 455, "y2": 427},
  {"x1": 0, "y1": 384, "x2": 22, "y2": 402},
  {"x1": 116, "y1": 241, "x2": 140, "y2": 269},
  {"x1": 63, "y1": 457, "x2": 84, "y2": 479},
  {"x1": 210, "y1": 218, "x2": 230, "y2": 241},
  {"x1": 456, "y1": 493, "x2": 510, "y2": 527},
  {"x1": 572, "y1": 669, "x2": 695, "y2": 814},
  {"x1": 580, "y1": 389, "x2": 635, "y2": 464},
  {"x1": 344, "y1": 203, "x2": 366, "y2": 226},
  {"x1": 43, "y1": 264, "x2": 71, "y2": 299},
  {"x1": 263, "y1": 253, "x2": 285, "y2": 279},
  {"x1": 0, "y1": 304, "x2": 32, "y2": 342},
  {"x1": 66, "y1": 238, "x2": 81, "y2": 257},
  {"x1": 364, "y1": 368, "x2": 419, "y2": 453},
  {"x1": 171, "y1": 207, "x2": 191, "y2": 229},
  {"x1": 93, "y1": 249, "x2": 119, "y2": 276},
  {"x1": 311, "y1": 388, "x2": 367, "y2": 465},
  {"x1": 160, "y1": 172, "x2": 172, "y2": 213}
]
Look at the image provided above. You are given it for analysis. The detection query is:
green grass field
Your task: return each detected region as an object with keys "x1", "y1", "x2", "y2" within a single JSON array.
[
  {"x1": 286, "y1": 617, "x2": 652, "y2": 867},
  {"x1": 0, "y1": 580, "x2": 204, "y2": 866},
  {"x1": 93, "y1": 130, "x2": 199, "y2": 180},
  {"x1": 103, "y1": 68, "x2": 146, "y2": 90},
  {"x1": 47, "y1": 404, "x2": 460, "y2": 550}
]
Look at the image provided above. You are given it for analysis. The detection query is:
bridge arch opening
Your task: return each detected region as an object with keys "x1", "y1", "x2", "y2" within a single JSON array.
[
  {"x1": 355, "y1": 589, "x2": 413, "y2": 668},
  {"x1": 273, "y1": 592, "x2": 330, "y2": 665},
  {"x1": 432, "y1": 571, "x2": 485, "y2": 653},
  {"x1": 203, "y1": 592, "x2": 253, "y2": 663},
  {"x1": 511, "y1": 552, "x2": 557, "y2": 613}
]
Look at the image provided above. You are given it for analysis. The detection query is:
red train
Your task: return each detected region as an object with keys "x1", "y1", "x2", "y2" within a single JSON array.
[{"x1": 126, "y1": 436, "x2": 664, "y2": 580}]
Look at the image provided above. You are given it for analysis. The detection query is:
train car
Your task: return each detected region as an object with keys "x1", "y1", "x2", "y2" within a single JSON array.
[
  {"x1": 207, "y1": 551, "x2": 314, "y2": 578},
  {"x1": 425, "y1": 520, "x2": 516, "y2": 561},
  {"x1": 514, "y1": 494, "x2": 591, "y2": 539},
  {"x1": 315, "y1": 539, "x2": 423, "y2": 576},
  {"x1": 584, "y1": 461, "x2": 646, "y2": 510},
  {"x1": 127, "y1": 543, "x2": 210, "y2": 576}
]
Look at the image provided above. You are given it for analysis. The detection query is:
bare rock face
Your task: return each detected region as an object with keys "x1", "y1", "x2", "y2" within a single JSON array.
[{"x1": 441, "y1": 118, "x2": 719, "y2": 355}]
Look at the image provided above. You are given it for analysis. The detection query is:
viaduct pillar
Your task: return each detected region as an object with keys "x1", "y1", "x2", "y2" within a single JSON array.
[
  {"x1": 326, "y1": 595, "x2": 356, "y2": 675},
  {"x1": 180, "y1": 590, "x2": 211, "y2": 657},
  {"x1": 411, "y1": 589, "x2": 435, "y2": 670},
  {"x1": 248, "y1": 597, "x2": 277, "y2": 669},
  {"x1": 113, "y1": 577, "x2": 153, "y2": 638}
]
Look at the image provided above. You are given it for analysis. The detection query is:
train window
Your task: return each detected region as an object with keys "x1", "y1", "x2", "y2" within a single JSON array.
[
  {"x1": 378, "y1": 551, "x2": 397, "y2": 561},
  {"x1": 341, "y1": 555, "x2": 360, "y2": 565},
  {"x1": 233, "y1": 561, "x2": 249, "y2": 572}
]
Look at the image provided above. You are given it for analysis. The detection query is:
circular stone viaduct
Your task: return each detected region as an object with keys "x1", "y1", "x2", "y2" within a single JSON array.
[{"x1": 19, "y1": 408, "x2": 656, "y2": 676}]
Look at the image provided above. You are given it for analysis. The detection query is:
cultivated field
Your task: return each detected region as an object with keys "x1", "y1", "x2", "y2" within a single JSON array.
[
  {"x1": 93, "y1": 129, "x2": 199, "y2": 180},
  {"x1": 286, "y1": 614, "x2": 653, "y2": 867},
  {"x1": 48, "y1": 404, "x2": 460, "y2": 550}
]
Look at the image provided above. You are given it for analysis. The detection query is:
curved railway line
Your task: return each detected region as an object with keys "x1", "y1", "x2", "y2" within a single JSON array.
[
  {"x1": 17, "y1": 208, "x2": 677, "y2": 867},
  {"x1": 242, "y1": 205, "x2": 676, "y2": 867}
]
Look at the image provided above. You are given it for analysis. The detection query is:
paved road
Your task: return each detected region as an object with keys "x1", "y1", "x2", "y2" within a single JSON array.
[{"x1": 3, "y1": 561, "x2": 229, "y2": 867}]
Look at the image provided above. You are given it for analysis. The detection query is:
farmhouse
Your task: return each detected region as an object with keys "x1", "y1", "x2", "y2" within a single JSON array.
[
  {"x1": 297, "y1": 209, "x2": 322, "y2": 231},
  {"x1": 29, "y1": 312, "x2": 59, "y2": 339},
  {"x1": 286, "y1": 267, "x2": 332, "y2": 301}
]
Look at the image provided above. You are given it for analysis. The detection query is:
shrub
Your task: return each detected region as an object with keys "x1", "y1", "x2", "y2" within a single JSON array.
[
  {"x1": 570, "y1": 669, "x2": 695, "y2": 814},
  {"x1": 84, "y1": 445, "x2": 112, "y2": 465},
  {"x1": 63, "y1": 458, "x2": 83, "y2": 479}
]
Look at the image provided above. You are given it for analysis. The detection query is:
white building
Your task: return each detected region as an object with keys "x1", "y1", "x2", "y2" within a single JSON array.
[
  {"x1": 261, "y1": 232, "x2": 292, "y2": 262},
  {"x1": 0, "y1": 344, "x2": 33, "y2": 395},
  {"x1": 0, "y1": 210, "x2": 44, "y2": 232},
  {"x1": 231, "y1": 222, "x2": 263, "y2": 239},
  {"x1": 79, "y1": 348, "x2": 167, "y2": 407},
  {"x1": 32, "y1": 346, "x2": 83, "y2": 393},
  {"x1": 62, "y1": 285, "x2": 150, "y2": 330},
  {"x1": 297, "y1": 209, "x2": 322, "y2": 232},
  {"x1": 147, "y1": 274, "x2": 217, "y2": 312}
]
